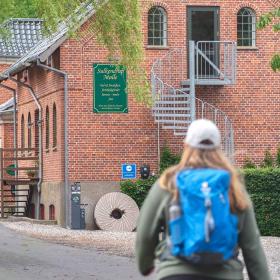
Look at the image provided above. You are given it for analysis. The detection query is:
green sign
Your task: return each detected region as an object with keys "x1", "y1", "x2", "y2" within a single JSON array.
[
  {"x1": 6, "y1": 164, "x2": 16, "y2": 176},
  {"x1": 93, "y1": 64, "x2": 128, "y2": 113}
]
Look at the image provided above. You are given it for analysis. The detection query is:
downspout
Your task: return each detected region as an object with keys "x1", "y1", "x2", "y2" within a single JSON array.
[
  {"x1": 36, "y1": 59, "x2": 69, "y2": 228},
  {"x1": 8, "y1": 76, "x2": 43, "y2": 220},
  {"x1": 0, "y1": 83, "x2": 18, "y2": 177}
]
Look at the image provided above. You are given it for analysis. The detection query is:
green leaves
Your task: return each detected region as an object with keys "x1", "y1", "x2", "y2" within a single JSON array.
[
  {"x1": 244, "y1": 168, "x2": 280, "y2": 236},
  {"x1": 271, "y1": 54, "x2": 280, "y2": 72},
  {"x1": 257, "y1": 8, "x2": 280, "y2": 30},
  {"x1": 120, "y1": 177, "x2": 158, "y2": 207},
  {"x1": 257, "y1": 7, "x2": 280, "y2": 72},
  {"x1": 0, "y1": 0, "x2": 150, "y2": 104}
]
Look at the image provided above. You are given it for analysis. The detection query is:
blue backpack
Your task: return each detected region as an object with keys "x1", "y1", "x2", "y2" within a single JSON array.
[{"x1": 168, "y1": 168, "x2": 238, "y2": 265}]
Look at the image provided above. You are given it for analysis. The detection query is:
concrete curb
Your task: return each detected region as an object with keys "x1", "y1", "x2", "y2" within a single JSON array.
[{"x1": 5, "y1": 216, "x2": 57, "y2": 225}]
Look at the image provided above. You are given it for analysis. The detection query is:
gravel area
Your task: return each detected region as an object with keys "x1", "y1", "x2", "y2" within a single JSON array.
[
  {"x1": 1, "y1": 221, "x2": 279, "y2": 279},
  {"x1": 0, "y1": 221, "x2": 136, "y2": 257}
]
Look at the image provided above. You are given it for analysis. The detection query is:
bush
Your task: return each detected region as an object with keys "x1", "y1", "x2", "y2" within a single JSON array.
[
  {"x1": 159, "y1": 146, "x2": 181, "y2": 174},
  {"x1": 243, "y1": 168, "x2": 280, "y2": 236},
  {"x1": 261, "y1": 150, "x2": 274, "y2": 167},
  {"x1": 276, "y1": 145, "x2": 280, "y2": 167},
  {"x1": 242, "y1": 158, "x2": 256, "y2": 169},
  {"x1": 121, "y1": 146, "x2": 179, "y2": 207},
  {"x1": 121, "y1": 147, "x2": 280, "y2": 236},
  {"x1": 120, "y1": 176, "x2": 158, "y2": 207}
]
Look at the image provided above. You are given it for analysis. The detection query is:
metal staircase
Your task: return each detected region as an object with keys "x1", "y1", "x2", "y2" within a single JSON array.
[
  {"x1": 151, "y1": 41, "x2": 236, "y2": 158},
  {"x1": 0, "y1": 148, "x2": 38, "y2": 217}
]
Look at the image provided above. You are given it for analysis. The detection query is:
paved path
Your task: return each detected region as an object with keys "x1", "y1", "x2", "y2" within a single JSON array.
[{"x1": 0, "y1": 224, "x2": 150, "y2": 280}]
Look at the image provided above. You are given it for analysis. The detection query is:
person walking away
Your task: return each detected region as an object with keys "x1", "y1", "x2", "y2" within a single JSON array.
[{"x1": 136, "y1": 119, "x2": 271, "y2": 280}]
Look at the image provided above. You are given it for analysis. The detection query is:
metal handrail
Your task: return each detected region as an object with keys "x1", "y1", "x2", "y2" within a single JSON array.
[
  {"x1": 195, "y1": 41, "x2": 237, "y2": 83},
  {"x1": 151, "y1": 43, "x2": 235, "y2": 160}
]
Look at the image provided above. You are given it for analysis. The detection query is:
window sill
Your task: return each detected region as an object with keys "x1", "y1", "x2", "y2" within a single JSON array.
[
  {"x1": 237, "y1": 46, "x2": 259, "y2": 51},
  {"x1": 145, "y1": 45, "x2": 169, "y2": 50}
]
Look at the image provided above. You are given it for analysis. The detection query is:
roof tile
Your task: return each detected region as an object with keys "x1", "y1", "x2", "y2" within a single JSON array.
[{"x1": 0, "y1": 19, "x2": 43, "y2": 58}]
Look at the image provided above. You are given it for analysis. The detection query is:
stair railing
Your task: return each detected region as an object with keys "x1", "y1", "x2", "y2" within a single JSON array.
[
  {"x1": 195, "y1": 41, "x2": 237, "y2": 84},
  {"x1": 151, "y1": 43, "x2": 235, "y2": 160}
]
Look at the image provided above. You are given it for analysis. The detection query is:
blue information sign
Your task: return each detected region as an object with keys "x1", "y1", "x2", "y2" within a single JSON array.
[{"x1": 122, "y1": 164, "x2": 136, "y2": 179}]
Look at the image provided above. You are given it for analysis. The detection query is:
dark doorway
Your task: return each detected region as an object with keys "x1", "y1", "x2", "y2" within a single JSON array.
[{"x1": 188, "y1": 7, "x2": 220, "y2": 78}]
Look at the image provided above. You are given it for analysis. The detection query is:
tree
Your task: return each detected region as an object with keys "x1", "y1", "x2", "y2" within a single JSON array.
[
  {"x1": 257, "y1": 7, "x2": 280, "y2": 72},
  {"x1": 0, "y1": 0, "x2": 151, "y2": 104}
]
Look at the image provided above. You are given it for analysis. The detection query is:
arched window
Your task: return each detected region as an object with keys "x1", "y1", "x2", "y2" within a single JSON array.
[
  {"x1": 27, "y1": 113, "x2": 32, "y2": 150},
  {"x1": 21, "y1": 114, "x2": 25, "y2": 149},
  {"x1": 46, "y1": 106, "x2": 49, "y2": 150},
  {"x1": 148, "y1": 6, "x2": 167, "y2": 46},
  {"x1": 49, "y1": 204, "x2": 55, "y2": 220},
  {"x1": 40, "y1": 204, "x2": 45, "y2": 220},
  {"x1": 53, "y1": 103, "x2": 57, "y2": 148},
  {"x1": 237, "y1": 8, "x2": 256, "y2": 47}
]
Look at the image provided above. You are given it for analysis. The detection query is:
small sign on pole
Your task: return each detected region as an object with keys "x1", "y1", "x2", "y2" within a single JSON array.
[{"x1": 122, "y1": 164, "x2": 137, "y2": 179}]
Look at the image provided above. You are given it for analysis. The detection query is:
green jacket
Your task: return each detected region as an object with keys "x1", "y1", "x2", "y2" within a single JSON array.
[{"x1": 135, "y1": 181, "x2": 272, "y2": 280}]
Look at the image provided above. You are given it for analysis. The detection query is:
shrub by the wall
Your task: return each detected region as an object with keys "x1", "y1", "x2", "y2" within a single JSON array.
[
  {"x1": 159, "y1": 146, "x2": 180, "y2": 174},
  {"x1": 121, "y1": 146, "x2": 280, "y2": 236},
  {"x1": 243, "y1": 168, "x2": 280, "y2": 236},
  {"x1": 120, "y1": 176, "x2": 158, "y2": 207}
]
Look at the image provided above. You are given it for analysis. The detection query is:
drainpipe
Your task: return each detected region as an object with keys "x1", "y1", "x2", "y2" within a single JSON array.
[
  {"x1": 36, "y1": 60, "x2": 70, "y2": 229},
  {"x1": 8, "y1": 76, "x2": 43, "y2": 220},
  {"x1": 0, "y1": 84, "x2": 18, "y2": 176},
  {"x1": 189, "y1": 41, "x2": 196, "y2": 121}
]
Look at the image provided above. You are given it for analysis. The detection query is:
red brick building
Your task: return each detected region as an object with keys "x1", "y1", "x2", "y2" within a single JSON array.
[{"x1": 0, "y1": 1, "x2": 279, "y2": 228}]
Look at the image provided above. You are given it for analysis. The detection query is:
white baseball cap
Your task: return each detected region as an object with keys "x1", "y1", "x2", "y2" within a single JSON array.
[{"x1": 184, "y1": 119, "x2": 221, "y2": 149}]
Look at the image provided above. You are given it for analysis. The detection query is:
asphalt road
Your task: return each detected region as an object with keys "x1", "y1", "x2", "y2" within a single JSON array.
[{"x1": 0, "y1": 224, "x2": 152, "y2": 280}]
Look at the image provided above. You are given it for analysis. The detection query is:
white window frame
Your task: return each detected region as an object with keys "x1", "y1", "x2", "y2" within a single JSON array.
[
  {"x1": 148, "y1": 6, "x2": 167, "y2": 47},
  {"x1": 237, "y1": 8, "x2": 256, "y2": 47}
]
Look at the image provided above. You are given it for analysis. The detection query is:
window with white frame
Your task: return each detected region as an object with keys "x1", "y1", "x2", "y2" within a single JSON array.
[
  {"x1": 148, "y1": 6, "x2": 167, "y2": 46},
  {"x1": 237, "y1": 8, "x2": 256, "y2": 47}
]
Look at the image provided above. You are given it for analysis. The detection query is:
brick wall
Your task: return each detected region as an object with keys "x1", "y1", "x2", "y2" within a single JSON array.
[
  {"x1": 4, "y1": 0, "x2": 280, "y2": 186},
  {"x1": 0, "y1": 63, "x2": 16, "y2": 104},
  {"x1": 15, "y1": 49, "x2": 65, "y2": 182}
]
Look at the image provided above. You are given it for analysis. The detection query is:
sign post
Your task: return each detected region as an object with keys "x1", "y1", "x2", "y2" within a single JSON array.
[{"x1": 93, "y1": 64, "x2": 128, "y2": 113}]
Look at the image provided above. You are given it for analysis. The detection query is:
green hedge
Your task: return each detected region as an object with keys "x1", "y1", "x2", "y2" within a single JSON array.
[
  {"x1": 120, "y1": 176, "x2": 157, "y2": 207},
  {"x1": 121, "y1": 168, "x2": 280, "y2": 236},
  {"x1": 243, "y1": 168, "x2": 280, "y2": 236}
]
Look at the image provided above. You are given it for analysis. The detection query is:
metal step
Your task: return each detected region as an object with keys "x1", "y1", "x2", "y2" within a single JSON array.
[
  {"x1": 154, "y1": 113, "x2": 191, "y2": 118},
  {"x1": 178, "y1": 88, "x2": 190, "y2": 92},
  {"x1": 3, "y1": 189, "x2": 30, "y2": 192},
  {"x1": 154, "y1": 100, "x2": 190, "y2": 105},
  {"x1": 3, "y1": 211, "x2": 25, "y2": 214},
  {"x1": 3, "y1": 157, "x2": 38, "y2": 161},
  {"x1": 3, "y1": 179, "x2": 38, "y2": 185},
  {"x1": 181, "y1": 79, "x2": 232, "y2": 86},
  {"x1": 153, "y1": 107, "x2": 190, "y2": 112},
  {"x1": 162, "y1": 125, "x2": 190, "y2": 129},
  {"x1": 157, "y1": 94, "x2": 190, "y2": 98},
  {"x1": 3, "y1": 194, "x2": 29, "y2": 197},
  {"x1": 3, "y1": 200, "x2": 27, "y2": 203},
  {"x1": 174, "y1": 132, "x2": 188, "y2": 136},
  {"x1": 8, "y1": 167, "x2": 38, "y2": 171},
  {"x1": 3, "y1": 205, "x2": 26, "y2": 208},
  {"x1": 155, "y1": 119, "x2": 191, "y2": 124}
]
